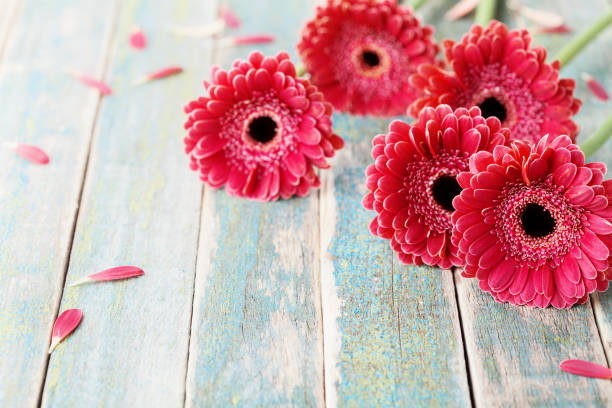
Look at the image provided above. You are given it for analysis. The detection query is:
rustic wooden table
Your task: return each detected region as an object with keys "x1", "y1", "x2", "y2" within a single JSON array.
[{"x1": 2, "y1": 0, "x2": 612, "y2": 406}]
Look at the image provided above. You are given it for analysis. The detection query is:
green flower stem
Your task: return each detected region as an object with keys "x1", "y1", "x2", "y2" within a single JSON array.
[
  {"x1": 474, "y1": 0, "x2": 498, "y2": 26},
  {"x1": 580, "y1": 112, "x2": 612, "y2": 159},
  {"x1": 296, "y1": 65, "x2": 306, "y2": 77},
  {"x1": 410, "y1": 0, "x2": 427, "y2": 11},
  {"x1": 555, "y1": 8, "x2": 612, "y2": 67}
]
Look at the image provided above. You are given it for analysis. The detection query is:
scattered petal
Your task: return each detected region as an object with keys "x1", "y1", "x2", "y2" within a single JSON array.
[
  {"x1": 129, "y1": 26, "x2": 147, "y2": 49},
  {"x1": 68, "y1": 266, "x2": 144, "y2": 287},
  {"x1": 134, "y1": 66, "x2": 183, "y2": 86},
  {"x1": 560, "y1": 359, "x2": 612, "y2": 379},
  {"x1": 582, "y1": 73, "x2": 609, "y2": 101},
  {"x1": 5, "y1": 142, "x2": 50, "y2": 165},
  {"x1": 533, "y1": 24, "x2": 572, "y2": 34},
  {"x1": 167, "y1": 19, "x2": 224, "y2": 37},
  {"x1": 49, "y1": 309, "x2": 82, "y2": 354},
  {"x1": 68, "y1": 72, "x2": 112, "y2": 95},
  {"x1": 219, "y1": 6, "x2": 240, "y2": 29},
  {"x1": 223, "y1": 34, "x2": 275, "y2": 46},
  {"x1": 518, "y1": 5, "x2": 564, "y2": 28},
  {"x1": 445, "y1": 0, "x2": 480, "y2": 21}
]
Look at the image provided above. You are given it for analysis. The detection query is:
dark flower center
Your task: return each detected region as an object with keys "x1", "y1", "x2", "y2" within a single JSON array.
[
  {"x1": 521, "y1": 203, "x2": 556, "y2": 238},
  {"x1": 478, "y1": 97, "x2": 507, "y2": 123},
  {"x1": 432, "y1": 175, "x2": 462, "y2": 212},
  {"x1": 362, "y1": 50, "x2": 380, "y2": 67},
  {"x1": 248, "y1": 116, "x2": 278, "y2": 144}
]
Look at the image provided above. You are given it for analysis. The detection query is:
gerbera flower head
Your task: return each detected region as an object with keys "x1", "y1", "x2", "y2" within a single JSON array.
[
  {"x1": 184, "y1": 51, "x2": 344, "y2": 201},
  {"x1": 452, "y1": 135, "x2": 612, "y2": 308},
  {"x1": 362, "y1": 104, "x2": 508, "y2": 268},
  {"x1": 298, "y1": 0, "x2": 441, "y2": 116},
  {"x1": 409, "y1": 20, "x2": 581, "y2": 143}
]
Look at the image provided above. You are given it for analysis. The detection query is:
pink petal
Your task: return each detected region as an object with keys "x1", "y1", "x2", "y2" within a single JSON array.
[
  {"x1": 582, "y1": 73, "x2": 609, "y2": 101},
  {"x1": 231, "y1": 34, "x2": 275, "y2": 45},
  {"x1": 560, "y1": 359, "x2": 612, "y2": 379},
  {"x1": 533, "y1": 24, "x2": 572, "y2": 34},
  {"x1": 445, "y1": 0, "x2": 479, "y2": 21},
  {"x1": 73, "y1": 73, "x2": 112, "y2": 95},
  {"x1": 587, "y1": 213, "x2": 612, "y2": 235},
  {"x1": 136, "y1": 66, "x2": 183, "y2": 85},
  {"x1": 129, "y1": 26, "x2": 147, "y2": 49},
  {"x1": 219, "y1": 6, "x2": 240, "y2": 28},
  {"x1": 10, "y1": 143, "x2": 50, "y2": 165},
  {"x1": 49, "y1": 309, "x2": 83, "y2": 353},
  {"x1": 68, "y1": 266, "x2": 144, "y2": 287}
]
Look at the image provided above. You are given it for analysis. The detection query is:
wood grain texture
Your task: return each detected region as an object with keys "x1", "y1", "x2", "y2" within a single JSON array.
[
  {"x1": 0, "y1": 1, "x2": 118, "y2": 406},
  {"x1": 320, "y1": 114, "x2": 471, "y2": 407},
  {"x1": 579, "y1": 0, "x2": 612, "y2": 381},
  {"x1": 318, "y1": 3, "x2": 477, "y2": 406},
  {"x1": 454, "y1": 1, "x2": 612, "y2": 406},
  {"x1": 184, "y1": 0, "x2": 325, "y2": 406},
  {"x1": 39, "y1": 0, "x2": 215, "y2": 406}
]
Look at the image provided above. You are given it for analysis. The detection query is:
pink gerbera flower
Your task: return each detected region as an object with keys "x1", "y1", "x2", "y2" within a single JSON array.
[
  {"x1": 362, "y1": 105, "x2": 508, "y2": 268},
  {"x1": 298, "y1": 0, "x2": 440, "y2": 116},
  {"x1": 452, "y1": 135, "x2": 612, "y2": 308},
  {"x1": 184, "y1": 51, "x2": 344, "y2": 201},
  {"x1": 409, "y1": 21, "x2": 581, "y2": 143}
]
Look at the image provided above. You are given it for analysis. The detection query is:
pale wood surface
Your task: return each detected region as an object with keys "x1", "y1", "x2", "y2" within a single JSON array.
[
  {"x1": 185, "y1": 1, "x2": 324, "y2": 406},
  {"x1": 1, "y1": 0, "x2": 612, "y2": 407},
  {"x1": 40, "y1": 0, "x2": 214, "y2": 406},
  {"x1": 450, "y1": 0, "x2": 612, "y2": 406},
  {"x1": 0, "y1": 1, "x2": 118, "y2": 406}
]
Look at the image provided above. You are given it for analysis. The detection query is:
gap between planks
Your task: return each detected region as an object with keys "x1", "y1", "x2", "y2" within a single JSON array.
[
  {"x1": 35, "y1": 0, "x2": 124, "y2": 404},
  {"x1": 182, "y1": 2, "x2": 219, "y2": 402}
]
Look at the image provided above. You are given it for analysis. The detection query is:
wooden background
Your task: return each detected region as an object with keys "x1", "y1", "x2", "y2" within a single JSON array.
[{"x1": 1, "y1": 0, "x2": 612, "y2": 406}]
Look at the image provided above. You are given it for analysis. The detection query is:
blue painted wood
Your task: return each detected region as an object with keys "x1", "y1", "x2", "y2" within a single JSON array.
[
  {"x1": 0, "y1": 1, "x2": 118, "y2": 406},
  {"x1": 184, "y1": 1, "x2": 325, "y2": 406},
  {"x1": 453, "y1": 1, "x2": 612, "y2": 406},
  {"x1": 319, "y1": 114, "x2": 471, "y2": 406},
  {"x1": 39, "y1": 0, "x2": 215, "y2": 406},
  {"x1": 570, "y1": 0, "x2": 612, "y2": 385}
]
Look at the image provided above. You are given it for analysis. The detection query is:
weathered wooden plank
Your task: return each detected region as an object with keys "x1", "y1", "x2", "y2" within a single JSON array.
[
  {"x1": 454, "y1": 1, "x2": 612, "y2": 406},
  {"x1": 39, "y1": 1, "x2": 216, "y2": 406},
  {"x1": 0, "y1": 1, "x2": 118, "y2": 406},
  {"x1": 318, "y1": 2, "x2": 473, "y2": 403},
  {"x1": 184, "y1": 1, "x2": 325, "y2": 406},
  {"x1": 320, "y1": 116, "x2": 471, "y2": 406},
  {"x1": 578, "y1": 0, "x2": 612, "y2": 382}
]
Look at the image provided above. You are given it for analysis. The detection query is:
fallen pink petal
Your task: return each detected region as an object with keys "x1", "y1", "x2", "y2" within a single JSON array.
[
  {"x1": 68, "y1": 266, "x2": 144, "y2": 287},
  {"x1": 230, "y1": 34, "x2": 275, "y2": 45},
  {"x1": 445, "y1": 0, "x2": 479, "y2": 21},
  {"x1": 517, "y1": 5, "x2": 564, "y2": 28},
  {"x1": 135, "y1": 66, "x2": 183, "y2": 85},
  {"x1": 219, "y1": 5, "x2": 240, "y2": 28},
  {"x1": 49, "y1": 309, "x2": 83, "y2": 354},
  {"x1": 583, "y1": 73, "x2": 609, "y2": 101},
  {"x1": 533, "y1": 24, "x2": 572, "y2": 34},
  {"x1": 7, "y1": 142, "x2": 50, "y2": 165},
  {"x1": 129, "y1": 26, "x2": 147, "y2": 49},
  {"x1": 72, "y1": 73, "x2": 112, "y2": 95},
  {"x1": 560, "y1": 359, "x2": 612, "y2": 379}
]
